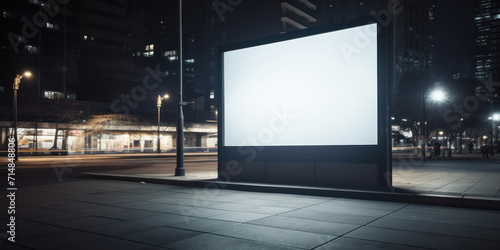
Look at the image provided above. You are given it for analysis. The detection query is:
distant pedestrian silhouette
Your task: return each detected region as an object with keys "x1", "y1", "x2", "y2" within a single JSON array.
[
  {"x1": 433, "y1": 141, "x2": 441, "y2": 159},
  {"x1": 481, "y1": 144, "x2": 489, "y2": 159},
  {"x1": 468, "y1": 141, "x2": 474, "y2": 153}
]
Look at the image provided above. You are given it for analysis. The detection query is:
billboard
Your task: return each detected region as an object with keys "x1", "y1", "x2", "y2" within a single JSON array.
[
  {"x1": 223, "y1": 23, "x2": 378, "y2": 147},
  {"x1": 218, "y1": 20, "x2": 390, "y2": 189}
]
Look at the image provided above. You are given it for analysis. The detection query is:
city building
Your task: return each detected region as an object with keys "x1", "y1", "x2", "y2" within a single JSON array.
[
  {"x1": 451, "y1": 60, "x2": 471, "y2": 80},
  {"x1": 0, "y1": 0, "x2": 79, "y2": 100},
  {"x1": 474, "y1": 0, "x2": 500, "y2": 81},
  {"x1": 76, "y1": 0, "x2": 145, "y2": 103}
]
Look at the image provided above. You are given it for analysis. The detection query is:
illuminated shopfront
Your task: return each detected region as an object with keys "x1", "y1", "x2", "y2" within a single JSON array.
[{"x1": 1, "y1": 122, "x2": 216, "y2": 155}]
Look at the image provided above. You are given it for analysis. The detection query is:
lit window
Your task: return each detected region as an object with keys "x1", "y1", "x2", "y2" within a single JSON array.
[
  {"x1": 25, "y1": 45, "x2": 39, "y2": 54},
  {"x1": 150, "y1": 44, "x2": 154, "y2": 50},
  {"x1": 185, "y1": 59, "x2": 194, "y2": 63},
  {"x1": 43, "y1": 91, "x2": 64, "y2": 99},
  {"x1": 210, "y1": 90, "x2": 215, "y2": 99},
  {"x1": 164, "y1": 50, "x2": 176, "y2": 56},
  {"x1": 46, "y1": 22, "x2": 59, "y2": 30},
  {"x1": 83, "y1": 35, "x2": 88, "y2": 40},
  {"x1": 145, "y1": 45, "x2": 150, "y2": 50},
  {"x1": 167, "y1": 56, "x2": 178, "y2": 61}
]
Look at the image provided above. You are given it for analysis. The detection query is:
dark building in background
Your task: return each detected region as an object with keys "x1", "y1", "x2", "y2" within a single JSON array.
[
  {"x1": 475, "y1": 0, "x2": 500, "y2": 82},
  {"x1": 76, "y1": 0, "x2": 144, "y2": 104},
  {"x1": 0, "y1": 0, "x2": 79, "y2": 101},
  {"x1": 451, "y1": 60, "x2": 471, "y2": 80},
  {"x1": 428, "y1": 0, "x2": 436, "y2": 80}
]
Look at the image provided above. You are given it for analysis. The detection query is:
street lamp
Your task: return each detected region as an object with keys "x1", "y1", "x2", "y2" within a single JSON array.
[
  {"x1": 13, "y1": 71, "x2": 32, "y2": 161},
  {"x1": 421, "y1": 88, "x2": 446, "y2": 161},
  {"x1": 157, "y1": 94, "x2": 169, "y2": 153}
]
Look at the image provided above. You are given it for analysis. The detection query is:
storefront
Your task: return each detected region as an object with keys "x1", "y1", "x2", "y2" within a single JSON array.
[{"x1": 0, "y1": 121, "x2": 217, "y2": 155}]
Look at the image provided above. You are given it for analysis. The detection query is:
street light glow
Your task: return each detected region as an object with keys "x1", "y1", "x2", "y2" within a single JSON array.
[
  {"x1": 163, "y1": 94, "x2": 169, "y2": 99},
  {"x1": 24, "y1": 71, "x2": 32, "y2": 77},
  {"x1": 493, "y1": 113, "x2": 500, "y2": 121},
  {"x1": 429, "y1": 89, "x2": 446, "y2": 102}
]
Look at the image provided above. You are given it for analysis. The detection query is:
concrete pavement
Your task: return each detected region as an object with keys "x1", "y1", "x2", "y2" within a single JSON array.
[
  {"x1": 2, "y1": 178, "x2": 500, "y2": 249},
  {"x1": 79, "y1": 151, "x2": 500, "y2": 210}
]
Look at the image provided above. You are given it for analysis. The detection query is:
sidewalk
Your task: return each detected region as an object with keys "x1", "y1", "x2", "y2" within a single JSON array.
[
  {"x1": 80, "y1": 152, "x2": 500, "y2": 210},
  {"x1": 2, "y1": 178, "x2": 500, "y2": 249}
]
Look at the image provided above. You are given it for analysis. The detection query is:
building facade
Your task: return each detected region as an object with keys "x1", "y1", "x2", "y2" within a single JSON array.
[
  {"x1": 77, "y1": 0, "x2": 145, "y2": 103},
  {"x1": 475, "y1": 0, "x2": 500, "y2": 82},
  {"x1": 0, "y1": 0, "x2": 79, "y2": 100}
]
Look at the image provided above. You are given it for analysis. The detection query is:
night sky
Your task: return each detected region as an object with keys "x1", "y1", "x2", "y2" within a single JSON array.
[{"x1": 434, "y1": 0, "x2": 477, "y2": 82}]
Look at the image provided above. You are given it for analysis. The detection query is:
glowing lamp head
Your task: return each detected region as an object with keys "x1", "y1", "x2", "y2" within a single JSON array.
[
  {"x1": 163, "y1": 94, "x2": 169, "y2": 99},
  {"x1": 429, "y1": 89, "x2": 446, "y2": 102},
  {"x1": 24, "y1": 71, "x2": 32, "y2": 77}
]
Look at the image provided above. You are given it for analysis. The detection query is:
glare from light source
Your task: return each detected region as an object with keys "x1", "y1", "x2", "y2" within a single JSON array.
[
  {"x1": 429, "y1": 89, "x2": 446, "y2": 102},
  {"x1": 163, "y1": 94, "x2": 169, "y2": 99},
  {"x1": 24, "y1": 71, "x2": 32, "y2": 77},
  {"x1": 493, "y1": 113, "x2": 500, "y2": 121}
]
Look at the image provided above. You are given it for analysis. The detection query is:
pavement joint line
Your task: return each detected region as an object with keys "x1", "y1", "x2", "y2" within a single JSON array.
[{"x1": 310, "y1": 203, "x2": 413, "y2": 249}]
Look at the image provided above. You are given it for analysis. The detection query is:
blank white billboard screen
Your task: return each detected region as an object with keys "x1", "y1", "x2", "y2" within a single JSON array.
[{"x1": 224, "y1": 23, "x2": 378, "y2": 147}]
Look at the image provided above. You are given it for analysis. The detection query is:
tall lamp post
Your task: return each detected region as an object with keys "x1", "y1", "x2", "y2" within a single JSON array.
[
  {"x1": 176, "y1": 0, "x2": 185, "y2": 176},
  {"x1": 13, "y1": 71, "x2": 32, "y2": 161},
  {"x1": 157, "y1": 94, "x2": 169, "y2": 153},
  {"x1": 421, "y1": 88, "x2": 446, "y2": 161},
  {"x1": 175, "y1": 0, "x2": 194, "y2": 176}
]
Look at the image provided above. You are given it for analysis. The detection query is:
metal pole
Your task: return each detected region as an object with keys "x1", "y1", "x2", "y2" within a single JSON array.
[
  {"x1": 13, "y1": 82, "x2": 18, "y2": 161},
  {"x1": 421, "y1": 88, "x2": 426, "y2": 162},
  {"x1": 157, "y1": 105, "x2": 161, "y2": 153},
  {"x1": 175, "y1": 0, "x2": 185, "y2": 176}
]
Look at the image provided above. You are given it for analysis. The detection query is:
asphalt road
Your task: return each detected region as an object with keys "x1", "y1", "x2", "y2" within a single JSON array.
[{"x1": 0, "y1": 154, "x2": 217, "y2": 188}]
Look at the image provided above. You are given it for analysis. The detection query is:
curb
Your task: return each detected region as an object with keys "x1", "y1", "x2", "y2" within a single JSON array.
[{"x1": 80, "y1": 173, "x2": 500, "y2": 210}]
